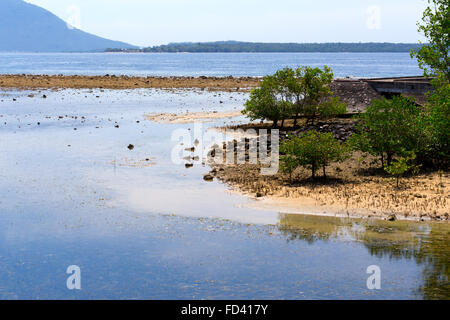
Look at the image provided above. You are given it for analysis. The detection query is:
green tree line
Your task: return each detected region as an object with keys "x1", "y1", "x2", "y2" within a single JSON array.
[{"x1": 107, "y1": 42, "x2": 424, "y2": 53}]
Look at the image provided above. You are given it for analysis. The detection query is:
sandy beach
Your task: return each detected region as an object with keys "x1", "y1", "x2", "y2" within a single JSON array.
[
  {"x1": 213, "y1": 162, "x2": 449, "y2": 222},
  {"x1": 145, "y1": 110, "x2": 243, "y2": 124}
]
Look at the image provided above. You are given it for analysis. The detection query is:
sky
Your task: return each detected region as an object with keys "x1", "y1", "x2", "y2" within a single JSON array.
[{"x1": 24, "y1": 0, "x2": 428, "y2": 47}]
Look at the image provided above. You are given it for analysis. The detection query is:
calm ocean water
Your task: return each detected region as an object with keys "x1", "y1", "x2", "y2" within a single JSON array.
[{"x1": 0, "y1": 52, "x2": 422, "y2": 78}]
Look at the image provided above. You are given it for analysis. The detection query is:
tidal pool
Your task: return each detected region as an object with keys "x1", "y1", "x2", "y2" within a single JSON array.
[{"x1": 0, "y1": 89, "x2": 448, "y2": 299}]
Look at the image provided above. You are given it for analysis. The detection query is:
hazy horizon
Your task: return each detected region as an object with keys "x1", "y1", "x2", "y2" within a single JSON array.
[{"x1": 24, "y1": 0, "x2": 428, "y2": 47}]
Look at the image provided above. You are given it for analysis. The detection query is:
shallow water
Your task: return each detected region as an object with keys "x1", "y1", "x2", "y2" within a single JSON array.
[
  {"x1": 0, "y1": 52, "x2": 422, "y2": 78},
  {"x1": 0, "y1": 89, "x2": 448, "y2": 299}
]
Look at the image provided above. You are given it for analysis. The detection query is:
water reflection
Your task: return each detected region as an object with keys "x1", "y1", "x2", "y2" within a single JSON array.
[{"x1": 278, "y1": 214, "x2": 450, "y2": 299}]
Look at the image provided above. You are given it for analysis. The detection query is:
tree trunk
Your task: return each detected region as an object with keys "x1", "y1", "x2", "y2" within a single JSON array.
[
  {"x1": 323, "y1": 166, "x2": 327, "y2": 178},
  {"x1": 312, "y1": 164, "x2": 316, "y2": 179},
  {"x1": 293, "y1": 113, "x2": 299, "y2": 127},
  {"x1": 387, "y1": 153, "x2": 393, "y2": 167},
  {"x1": 272, "y1": 119, "x2": 278, "y2": 128},
  {"x1": 281, "y1": 119, "x2": 285, "y2": 128}
]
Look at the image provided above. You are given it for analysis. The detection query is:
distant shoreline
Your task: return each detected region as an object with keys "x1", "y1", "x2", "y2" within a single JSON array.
[{"x1": 105, "y1": 41, "x2": 423, "y2": 53}]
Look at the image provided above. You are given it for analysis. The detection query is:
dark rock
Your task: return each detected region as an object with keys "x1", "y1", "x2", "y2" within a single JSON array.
[
  {"x1": 386, "y1": 214, "x2": 397, "y2": 222},
  {"x1": 203, "y1": 174, "x2": 214, "y2": 182}
]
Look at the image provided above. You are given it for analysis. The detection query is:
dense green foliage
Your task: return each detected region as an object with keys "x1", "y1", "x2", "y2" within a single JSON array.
[
  {"x1": 294, "y1": 66, "x2": 346, "y2": 124},
  {"x1": 242, "y1": 70, "x2": 294, "y2": 127},
  {"x1": 425, "y1": 78, "x2": 450, "y2": 165},
  {"x1": 280, "y1": 131, "x2": 350, "y2": 179},
  {"x1": 411, "y1": 0, "x2": 450, "y2": 81},
  {"x1": 115, "y1": 41, "x2": 424, "y2": 53},
  {"x1": 350, "y1": 96, "x2": 429, "y2": 167},
  {"x1": 242, "y1": 66, "x2": 346, "y2": 127},
  {"x1": 407, "y1": 0, "x2": 449, "y2": 169}
]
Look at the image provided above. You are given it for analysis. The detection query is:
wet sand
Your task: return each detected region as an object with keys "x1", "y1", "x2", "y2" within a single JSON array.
[
  {"x1": 209, "y1": 158, "x2": 449, "y2": 222},
  {"x1": 0, "y1": 74, "x2": 260, "y2": 91},
  {"x1": 145, "y1": 110, "x2": 243, "y2": 124}
]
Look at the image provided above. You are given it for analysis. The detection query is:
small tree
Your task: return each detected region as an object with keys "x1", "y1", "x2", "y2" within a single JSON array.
[
  {"x1": 242, "y1": 70, "x2": 294, "y2": 127},
  {"x1": 294, "y1": 66, "x2": 346, "y2": 125},
  {"x1": 384, "y1": 153, "x2": 420, "y2": 188},
  {"x1": 280, "y1": 131, "x2": 350, "y2": 179},
  {"x1": 411, "y1": 0, "x2": 450, "y2": 82},
  {"x1": 350, "y1": 96, "x2": 429, "y2": 167},
  {"x1": 243, "y1": 78, "x2": 281, "y2": 127},
  {"x1": 279, "y1": 140, "x2": 299, "y2": 181},
  {"x1": 242, "y1": 66, "x2": 346, "y2": 127}
]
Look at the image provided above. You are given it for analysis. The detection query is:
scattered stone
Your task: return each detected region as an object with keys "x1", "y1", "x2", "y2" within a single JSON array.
[
  {"x1": 386, "y1": 214, "x2": 397, "y2": 222},
  {"x1": 203, "y1": 174, "x2": 214, "y2": 182}
]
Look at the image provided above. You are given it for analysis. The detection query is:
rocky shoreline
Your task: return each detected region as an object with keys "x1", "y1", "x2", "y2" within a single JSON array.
[{"x1": 0, "y1": 74, "x2": 260, "y2": 91}]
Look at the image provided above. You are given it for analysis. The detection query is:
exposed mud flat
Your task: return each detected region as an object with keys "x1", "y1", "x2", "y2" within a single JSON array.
[
  {"x1": 0, "y1": 74, "x2": 260, "y2": 91},
  {"x1": 208, "y1": 153, "x2": 449, "y2": 222}
]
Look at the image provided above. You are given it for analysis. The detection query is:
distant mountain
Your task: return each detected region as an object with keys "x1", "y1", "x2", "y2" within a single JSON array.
[
  {"x1": 109, "y1": 41, "x2": 423, "y2": 53},
  {"x1": 0, "y1": 0, "x2": 137, "y2": 52}
]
